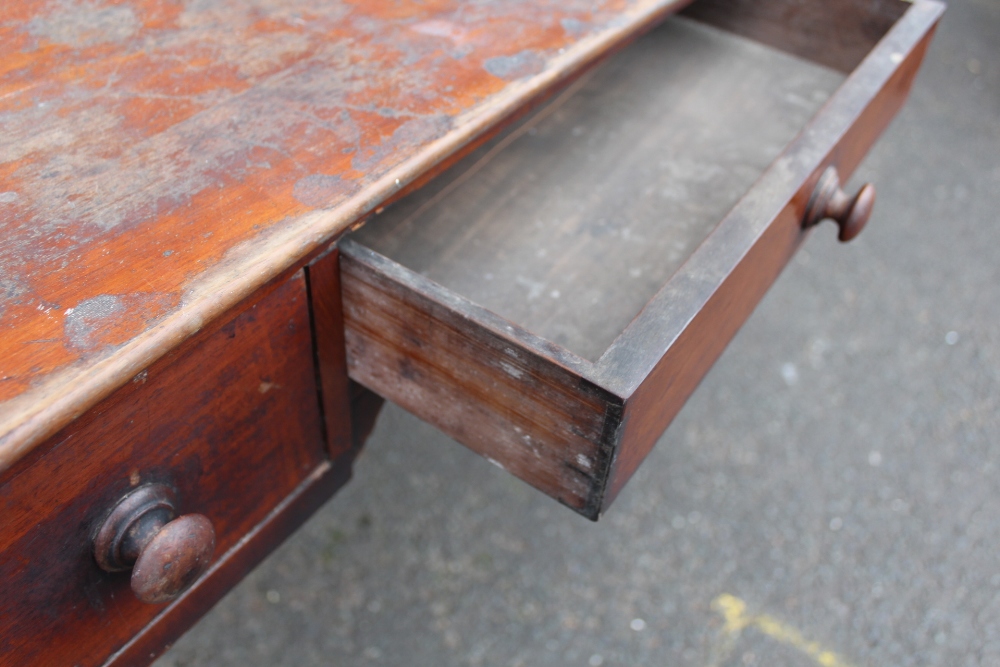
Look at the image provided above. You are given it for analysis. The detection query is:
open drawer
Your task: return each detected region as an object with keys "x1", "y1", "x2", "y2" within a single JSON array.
[{"x1": 340, "y1": 0, "x2": 943, "y2": 519}]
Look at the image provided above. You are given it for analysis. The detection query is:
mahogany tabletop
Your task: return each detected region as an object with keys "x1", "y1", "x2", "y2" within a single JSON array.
[{"x1": 0, "y1": 0, "x2": 687, "y2": 470}]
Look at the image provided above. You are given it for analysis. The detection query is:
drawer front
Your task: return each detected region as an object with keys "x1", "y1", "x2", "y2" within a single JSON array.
[
  {"x1": 0, "y1": 272, "x2": 327, "y2": 666},
  {"x1": 342, "y1": 0, "x2": 942, "y2": 519}
]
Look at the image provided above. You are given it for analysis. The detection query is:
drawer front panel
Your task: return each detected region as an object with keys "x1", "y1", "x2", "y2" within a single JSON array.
[
  {"x1": 0, "y1": 272, "x2": 326, "y2": 666},
  {"x1": 602, "y1": 0, "x2": 943, "y2": 504}
]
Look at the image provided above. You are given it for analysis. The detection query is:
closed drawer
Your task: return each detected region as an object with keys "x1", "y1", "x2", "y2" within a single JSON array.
[
  {"x1": 0, "y1": 272, "x2": 328, "y2": 666},
  {"x1": 341, "y1": 0, "x2": 942, "y2": 519}
]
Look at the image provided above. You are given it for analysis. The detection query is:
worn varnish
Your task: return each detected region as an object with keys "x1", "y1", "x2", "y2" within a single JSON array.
[
  {"x1": 0, "y1": 0, "x2": 698, "y2": 470},
  {"x1": 344, "y1": 0, "x2": 944, "y2": 519},
  {"x1": 0, "y1": 272, "x2": 329, "y2": 666}
]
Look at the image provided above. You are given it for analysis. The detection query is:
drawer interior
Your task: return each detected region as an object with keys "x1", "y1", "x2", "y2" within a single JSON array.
[
  {"x1": 353, "y1": 17, "x2": 845, "y2": 361},
  {"x1": 342, "y1": 0, "x2": 941, "y2": 518}
]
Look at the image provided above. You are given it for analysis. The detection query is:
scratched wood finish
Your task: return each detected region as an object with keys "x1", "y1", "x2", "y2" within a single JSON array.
[
  {"x1": 0, "y1": 272, "x2": 328, "y2": 667},
  {"x1": 0, "y1": 0, "x2": 702, "y2": 474},
  {"x1": 341, "y1": 241, "x2": 619, "y2": 515},
  {"x1": 354, "y1": 18, "x2": 845, "y2": 361},
  {"x1": 343, "y1": 0, "x2": 944, "y2": 519}
]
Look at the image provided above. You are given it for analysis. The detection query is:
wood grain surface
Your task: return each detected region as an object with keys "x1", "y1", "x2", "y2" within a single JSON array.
[
  {"x1": 306, "y1": 248, "x2": 354, "y2": 461},
  {"x1": 0, "y1": 0, "x2": 697, "y2": 473},
  {"x1": 341, "y1": 240, "x2": 620, "y2": 516},
  {"x1": 307, "y1": 248, "x2": 387, "y2": 457},
  {"x1": 600, "y1": 0, "x2": 943, "y2": 504},
  {"x1": 680, "y1": 0, "x2": 908, "y2": 73},
  {"x1": 345, "y1": 0, "x2": 944, "y2": 518},
  {"x1": 354, "y1": 18, "x2": 845, "y2": 361},
  {"x1": 0, "y1": 271, "x2": 327, "y2": 667},
  {"x1": 106, "y1": 460, "x2": 354, "y2": 667}
]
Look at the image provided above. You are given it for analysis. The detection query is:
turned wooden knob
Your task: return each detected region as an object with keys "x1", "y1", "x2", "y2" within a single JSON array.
[
  {"x1": 803, "y1": 166, "x2": 876, "y2": 242},
  {"x1": 94, "y1": 483, "x2": 215, "y2": 604}
]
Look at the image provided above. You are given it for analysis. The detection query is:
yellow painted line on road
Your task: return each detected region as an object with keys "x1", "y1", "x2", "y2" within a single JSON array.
[{"x1": 710, "y1": 594, "x2": 855, "y2": 667}]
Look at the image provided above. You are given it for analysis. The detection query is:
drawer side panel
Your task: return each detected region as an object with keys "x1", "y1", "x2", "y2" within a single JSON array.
[{"x1": 604, "y1": 2, "x2": 943, "y2": 508}]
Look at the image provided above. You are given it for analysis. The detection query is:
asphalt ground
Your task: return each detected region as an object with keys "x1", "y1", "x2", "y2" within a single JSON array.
[{"x1": 157, "y1": 2, "x2": 1000, "y2": 665}]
